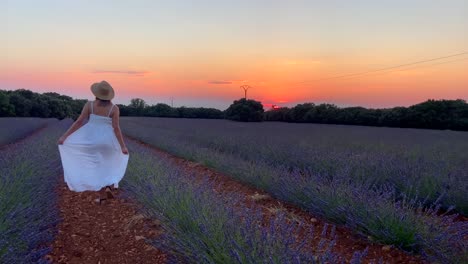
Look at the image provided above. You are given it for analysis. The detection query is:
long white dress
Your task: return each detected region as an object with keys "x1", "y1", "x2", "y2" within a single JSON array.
[{"x1": 58, "y1": 101, "x2": 129, "y2": 192}]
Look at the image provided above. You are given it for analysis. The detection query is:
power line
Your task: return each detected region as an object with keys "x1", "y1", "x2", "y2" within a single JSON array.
[
  {"x1": 297, "y1": 51, "x2": 468, "y2": 84},
  {"x1": 330, "y1": 57, "x2": 468, "y2": 81},
  {"x1": 397, "y1": 56, "x2": 468, "y2": 70}
]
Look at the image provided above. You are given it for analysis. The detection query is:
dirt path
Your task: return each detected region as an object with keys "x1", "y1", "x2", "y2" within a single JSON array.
[
  {"x1": 127, "y1": 136, "x2": 426, "y2": 264},
  {"x1": 47, "y1": 180, "x2": 167, "y2": 264}
]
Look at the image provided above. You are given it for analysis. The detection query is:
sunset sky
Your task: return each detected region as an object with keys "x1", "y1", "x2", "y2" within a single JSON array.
[{"x1": 2, "y1": 0, "x2": 467, "y2": 109}]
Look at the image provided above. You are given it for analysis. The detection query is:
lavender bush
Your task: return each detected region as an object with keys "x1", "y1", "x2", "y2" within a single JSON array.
[
  {"x1": 122, "y1": 140, "x2": 357, "y2": 263},
  {"x1": 0, "y1": 118, "x2": 57, "y2": 146},
  {"x1": 121, "y1": 117, "x2": 468, "y2": 263},
  {"x1": 0, "y1": 119, "x2": 70, "y2": 263}
]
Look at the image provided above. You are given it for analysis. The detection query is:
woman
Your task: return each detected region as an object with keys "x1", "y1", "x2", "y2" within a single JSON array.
[{"x1": 58, "y1": 81, "x2": 129, "y2": 203}]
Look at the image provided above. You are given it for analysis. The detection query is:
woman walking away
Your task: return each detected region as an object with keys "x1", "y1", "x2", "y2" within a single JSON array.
[{"x1": 57, "y1": 80, "x2": 129, "y2": 203}]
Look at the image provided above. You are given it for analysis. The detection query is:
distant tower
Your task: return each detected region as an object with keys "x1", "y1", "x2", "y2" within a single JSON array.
[
  {"x1": 171, "y1": 97, "x2": 174, "y2": 107},
  {"x1": 240, "y1": 85, "x2": 251, "y2": 99}
]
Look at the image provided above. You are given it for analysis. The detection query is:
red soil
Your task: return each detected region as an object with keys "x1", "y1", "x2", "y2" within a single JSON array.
[
  {"x1": 127, "y1": 136, "x2": 428, "y2": 264},
  {"x1": 46, "y1": 181, "x2": 167, "y2": 264}
]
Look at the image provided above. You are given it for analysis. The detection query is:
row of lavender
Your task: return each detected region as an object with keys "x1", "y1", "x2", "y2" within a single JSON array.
[
  {"x1": 121, "y1": 117, "x2": 468, "y2": 214},
  {"x1": 0, "y1": 120, "x2": 69, "y2": 263},
  {"x1": 123, "y1": 139, "x2": 366, "y2": 263},
  {"x1": 0, "y1": 118, "x2": 57, "y2": 146},
  {"x1": 121, "y1": 117, "x2": 468, "y2": 263}
]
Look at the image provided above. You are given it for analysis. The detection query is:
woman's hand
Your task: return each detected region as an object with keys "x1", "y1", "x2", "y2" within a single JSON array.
[
  {"x1": 121, "y1": 146, "x2": 129, "y2": 155},
  {"x1": 57, "y1": 136, "x2": 67, "y2": 145}
]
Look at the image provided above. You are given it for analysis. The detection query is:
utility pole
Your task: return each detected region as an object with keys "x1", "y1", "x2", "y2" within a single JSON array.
[
  {"x1": 170, "y1": 97, "x2": 174, "y2": 107},
  {"x1": 240, "y1": 85, "x2": 250, "y2": 99}
]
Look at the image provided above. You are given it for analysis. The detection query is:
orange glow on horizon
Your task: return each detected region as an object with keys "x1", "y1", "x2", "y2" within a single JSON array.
[{"x1": 2, "y1": 55, "x2": 467, "y2": 109}]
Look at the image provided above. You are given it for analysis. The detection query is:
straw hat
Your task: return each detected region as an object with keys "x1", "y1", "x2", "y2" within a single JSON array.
[{"x1": 90, "y1": 81, "x2": 115, "y2": 100}]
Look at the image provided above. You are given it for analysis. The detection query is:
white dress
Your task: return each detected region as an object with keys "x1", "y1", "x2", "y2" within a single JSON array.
[{"x1": 58, "y1": 101, "x2": 129, "y2": 192}]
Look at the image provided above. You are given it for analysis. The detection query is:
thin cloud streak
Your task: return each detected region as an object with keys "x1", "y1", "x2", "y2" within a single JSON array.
[
  {"x1": 92, "y1": 70, "x2": 149, "y2": 76},
  {"x1": 208, "y1": 81, "x2": 233, "y2": 84}
]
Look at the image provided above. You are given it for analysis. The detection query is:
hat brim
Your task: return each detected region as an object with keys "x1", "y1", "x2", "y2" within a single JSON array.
[{"x1": 91, "y1": 83, "x2": 115, "y2": 100}]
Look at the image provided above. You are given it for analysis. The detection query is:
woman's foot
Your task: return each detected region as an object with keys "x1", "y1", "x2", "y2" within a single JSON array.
[{"x1": 105, "y1": 186, "x2": 115, "y2": 199}]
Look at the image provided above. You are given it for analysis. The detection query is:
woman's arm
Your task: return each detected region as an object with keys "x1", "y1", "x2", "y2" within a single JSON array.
[
  {"x1": 111, "y1": 106, "x2": 129, "y2": 154},
  {"x1": 58, "y1": 102, "x2": 90, "y2": 144}
]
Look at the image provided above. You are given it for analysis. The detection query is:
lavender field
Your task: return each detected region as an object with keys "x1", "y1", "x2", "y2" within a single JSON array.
[
  {"x1": 0, "y1": 118, "x2": 361, "y2": 263},
  {"x1": 123, "y1": 139, "x2": 349, "y2": 263},
  {"x1": 0, "y1": 119, "x2": 68, "y2": 263},
  {"x1": 0, "y1": 118, "x2": 57, "y2": 146},
  {"x1": 121, "y1": 117, "x2": 468, "y2": 263},
  {"x1": 1, "y1": 117, "x2": 467, "y2": 263}
]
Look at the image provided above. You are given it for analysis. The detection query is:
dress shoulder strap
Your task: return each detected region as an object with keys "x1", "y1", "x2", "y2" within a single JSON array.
[{"x1": 107, "y1": 104, "x2": 115, "y2": 117}]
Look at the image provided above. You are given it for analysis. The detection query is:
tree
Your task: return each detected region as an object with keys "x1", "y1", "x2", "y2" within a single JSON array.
[
  {"x1": 176, "y1": 107, "x2": 223, "y2": 119},
  {"x1": 379, "y1": 107, "x2": 407, "y2": 127},
  {"x1": 225, "y1": 98, "x2": 264, "y2": 122},
  {"x1": 69, "y1": 99, "x2": 87, "y2": 120},
  {"x1": 117, "y1": 104, "x2": 132, "y2": 116},
  {"x1": 130, "y1": 98, "x2": 146, "y2": 108},
  {"x1": 264, "y1": 107, "x2": 290, "y2": 121},
  {"x1": 31, "y1": 97, "x2": 51, "y2": 117},
  {"x1": 16, "y1": 89, "x2": 35, "y2": 100},
  {"x1": 288, "y1": 103, "x2": 315, "y2": 122},
  {"x1": 129, "y1": 98, "x2": 147, "y2": 115},
  {"x1": 0, "y1": 91, "x2": 15, "y2": 117},
  {"x1": 8, "y1": 93, "x2": 32, "y2": 117},
  {"x1": 177, "y1": 106, "x2": 196, "y2": 118},
  {"x1": 146, "y1": 103, "x2": 178, "y2": 117},
  {"x1": 47, "y1": 98, "x2": 71, "y2": 119},
  {"x1": 304, "y1": 104, "x2": 339, "y2": 123}
]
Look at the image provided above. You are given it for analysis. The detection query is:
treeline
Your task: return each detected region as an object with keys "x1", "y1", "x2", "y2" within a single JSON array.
[
  {"x1": 0, "y1": 89, "x2": 223, "y2": 120},
  {"x1": 119, "y1": 98, "x2": 223, "y2": 119},
  {"x1": 0, "y1": 89, "x2": 87, "y2": 119},
  {"x1": 265, "y1": 100, "x2": 468, "y2": 130},
  {"x1": 1, "y1": 89, "x2": 467, "y2": 130}
]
